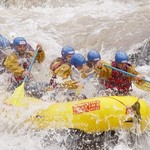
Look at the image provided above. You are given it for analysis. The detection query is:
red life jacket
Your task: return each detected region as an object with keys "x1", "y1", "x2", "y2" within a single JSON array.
[
  {"x1": 104, "y1": 61, "x2": 132, "y2": 95},
  {"x1": 13, "y1": 53, "x2": 30, "y2": 83},
  {"x1": 14, "y1": 62, "x2": 30, "y2": 83}
]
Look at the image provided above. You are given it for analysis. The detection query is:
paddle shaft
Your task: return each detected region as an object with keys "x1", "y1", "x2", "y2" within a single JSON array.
[
  {"x1": 23, "y1": 49, "x2": 39, "y2": 82},
  {"x1": 75, "y1": 71, "x2": 95, "y2": 96},
  {"x1": 104, "y1": 64, "x2": 150, "y2": 83},
  {"x1": 83, "y1": 71, "x2": 95, "y2": 83}
]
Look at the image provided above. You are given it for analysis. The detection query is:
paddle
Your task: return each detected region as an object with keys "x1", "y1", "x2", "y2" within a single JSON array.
[
  {"x1": 104, "y1": 64, "x2": 150, "y2": 92},
  {"x1": 9, "y1": 48, "x2": 39, "y2": 106},
  {"x1": 75, "y1": 72, "x2": 95, "y2": 96}
]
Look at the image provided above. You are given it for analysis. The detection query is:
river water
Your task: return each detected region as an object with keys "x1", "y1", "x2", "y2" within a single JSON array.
[{"x1": 0, "y1": 0, "x2": 150, "y2": 149}]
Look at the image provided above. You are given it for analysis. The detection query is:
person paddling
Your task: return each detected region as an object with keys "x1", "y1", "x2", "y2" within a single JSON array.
[
  {"x1": 49, "y1": 46, "x2": 75, "y2": 89},
  {"x1": 47, "y1": 51, "x2": 87, "y2": 101},
  {"x1": 95, "y1": 50, "x2": 144, "y2": 95},
  {"x1": 0, "y1": 34, "x2": 11, "y2": 74},
  {"x1": 4, "y1": 37, "x2": 45, "y2": 92}
]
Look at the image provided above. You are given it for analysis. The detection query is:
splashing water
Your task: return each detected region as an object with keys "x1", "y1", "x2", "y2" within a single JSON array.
[{"x1": 0, "y1": 0, "x2": 150, "y2": 149}]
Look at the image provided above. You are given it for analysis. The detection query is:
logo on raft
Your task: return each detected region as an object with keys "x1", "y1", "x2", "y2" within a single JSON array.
[{"x1": 72, "y1": 100, "x2": 100, "y2": 114}]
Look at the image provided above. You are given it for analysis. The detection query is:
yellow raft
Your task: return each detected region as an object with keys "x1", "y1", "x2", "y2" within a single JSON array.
[
  {"x1": 3, "y1": 96, "x2": 150, "y2": 133},
  {"x1": 21, "y1": 95, "x2": 150, "y2": 133}
]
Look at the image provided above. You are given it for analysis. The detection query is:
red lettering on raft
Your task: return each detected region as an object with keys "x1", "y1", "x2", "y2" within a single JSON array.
[{"x1": 72, "y1": 100, "x2": 100, "y2": 114}]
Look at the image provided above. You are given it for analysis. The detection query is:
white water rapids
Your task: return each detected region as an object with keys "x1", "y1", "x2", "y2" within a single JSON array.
[{"x1": 0, "y1": 0, "x2": 150, "y2": 149}]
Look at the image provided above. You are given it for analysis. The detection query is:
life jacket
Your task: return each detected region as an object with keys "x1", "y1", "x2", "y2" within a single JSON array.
[
  {"x1": 50, "y1": 57, "x2": 65, "y2": 72},
  {"x1": 49, "y1": 57, "x2": 67, "y2": 88},
  {"x1": 104, "y1": 61, "x2": 132, "y2": 95},
  {"x1": 12, "y1": 52, "x2": 30, "y2": 83}
]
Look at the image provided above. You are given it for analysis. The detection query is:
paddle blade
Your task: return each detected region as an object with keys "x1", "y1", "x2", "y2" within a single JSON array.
[
  {"x1": 10, "y1": 83, "x2": 25, "y2": 106},
  {"x1": 133, "y1": 81, "x2": 150, "y2": 92}
]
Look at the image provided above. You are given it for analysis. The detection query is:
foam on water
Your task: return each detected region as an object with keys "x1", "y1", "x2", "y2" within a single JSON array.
[{"x1": 0, "y1": 0, "x2": 150, "y2": 149}]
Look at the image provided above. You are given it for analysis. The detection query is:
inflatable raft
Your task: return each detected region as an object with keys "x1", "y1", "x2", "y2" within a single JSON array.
[{"x1": 3, "y1": 96, "x2": 150, "y2": 133}]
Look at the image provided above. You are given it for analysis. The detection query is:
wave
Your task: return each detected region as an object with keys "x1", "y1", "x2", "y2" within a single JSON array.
[
  {"x1": 0, "y1": 0, "x2": 92, "y2": 8},
  {"x1": 0, "y1": 0, "x2": 149, "y2": 8},
  {"x1": 129, "y1": 38, "x2": 150, "y2": 66}
]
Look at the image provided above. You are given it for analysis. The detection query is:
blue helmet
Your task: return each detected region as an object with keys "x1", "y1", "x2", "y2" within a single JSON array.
[
  {"x1": 61, "y1": 46, "x2": 75, "y2": 59},
  {"x1": 13, "y1": 37, "x2": 27, "y2": 48},
  {"x1": 0, "y1": 34, "x2": 11, "y2": 49},
  {"x1": 87, "y1": 50, "x2": 101, "y2": 62},
  {"x1": 115, "y1": 51, "x2": 129, "y2": 63},
  {"x1": 70, "y1": 53, "x2": 86, "y2": 67}
]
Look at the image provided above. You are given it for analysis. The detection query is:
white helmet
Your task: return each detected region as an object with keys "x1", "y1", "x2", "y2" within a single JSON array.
[{"x1": 7, "y1": 32, "x2": 17, "y2": 43}]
